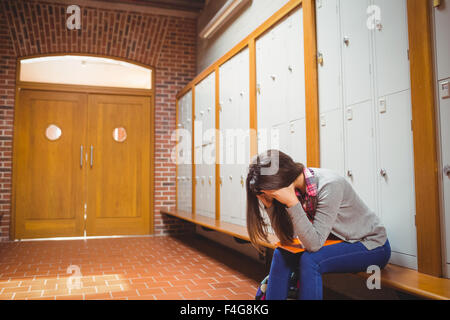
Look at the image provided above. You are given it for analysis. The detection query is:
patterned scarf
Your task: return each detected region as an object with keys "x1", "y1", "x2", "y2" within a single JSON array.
[{"x1": 294, "y1": 167, "x2": 318, "y2": 222}]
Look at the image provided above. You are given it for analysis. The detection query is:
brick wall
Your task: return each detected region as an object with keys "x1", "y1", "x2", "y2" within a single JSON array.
[{"x1": 0, "y1": 0, "x2": 197, "y2": 241}]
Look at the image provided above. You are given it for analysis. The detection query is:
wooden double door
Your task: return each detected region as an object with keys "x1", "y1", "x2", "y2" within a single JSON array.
[{"x1": 14, "y1": 90, "x2": 152, "y2": 239}]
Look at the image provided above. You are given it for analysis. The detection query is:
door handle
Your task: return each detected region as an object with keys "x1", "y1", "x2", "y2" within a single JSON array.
[
  {"x1": 80, "y1": 145, "x2": 83, "y2": 168},
  {"x1": 90, "y1": 145, "x2": 93, "y2": 168}
]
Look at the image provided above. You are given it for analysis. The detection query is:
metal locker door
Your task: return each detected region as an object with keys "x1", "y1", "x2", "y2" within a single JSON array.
[
  {"x1": 206, "y1": 164, "x2": 216, "y2": 218},
  {"x1": 195, "y1": 152, "x2": 204, "y2": 215},
  {"x1": 219, "y1": 165, "x2": 230, "y2": 223},
  {"x1": 288, "y1": 118, "x2": 307, "y2": 164},
  {"x1": 194, "y1": 90, "x2": 204, "y2": 150},
  {"x1": 266, "y1": 26, "x2": 285, "y2": 127},
  {"x1": 185, "y1": 167, "x2": 192, "y2": 212},
  {"x1": 286, "y1": 8, "x2": 306, "y2": 121},
  {"x1": 256, "y1": 35, "x2": 268, "y2": 132},
  {"x1": 320, "y1": 109, "x2": 345, "y2": 176},
  {"x1": 219, "y1": 62, "x2": 229, "y2": 166},
  {"x1": 345, "y1": 100, "x2": 377, "y2": 213},
  {"x1": 433, "y1": 1, "x2": 450, "y2": 81},
  {"x1": 437, "y1": 79, "x2": 450, "y2": 269},
  {"x1": 241, "y1": 164, "x2": 249, "y2": 226},
  {"x1": 378, "y1": 90, "x2": 417, "y2": 268},
  {"x1": 316, "y1": 0, "x2": 342, "y2": 113},
  {"x1": 228, "y1": 164, "x2": 241, "y2": 225},
  {"x1": 181, "y1": 166, "x2": 188, "y2": 212},
  {"x1": 340, "y1": 0, "x2": 372, "y2": 106},
  {"x1": 373, "y1": 0, "x2": 410, "y2": 97},
  {"x1": 238, "y1": 48, "x2": 250, "y2": 166},
  {"x1": 208, "y1": 73, "x2": 216, "y2": 133},
  {"x1": 185, "y1": 91, "x2": 193, "y2": 137},
  {"x1": 202, "y1": 75, "x2": 211, "y2": 133},
  {"x1": 272, "y1": 123, "x2": 289, "y2": 156},
  {"x1": 257, "y1": 35, "x2": 272, "y2": 132}
]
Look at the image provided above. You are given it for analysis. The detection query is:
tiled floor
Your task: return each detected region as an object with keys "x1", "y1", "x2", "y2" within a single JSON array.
[{"x1": 0, "y1": 234, "x2": 268, "y2": 300}]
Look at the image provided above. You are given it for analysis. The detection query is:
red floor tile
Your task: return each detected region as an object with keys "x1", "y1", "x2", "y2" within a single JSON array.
[{"x1": 0, "y1": 235, "x2": 268, "y2": 300}]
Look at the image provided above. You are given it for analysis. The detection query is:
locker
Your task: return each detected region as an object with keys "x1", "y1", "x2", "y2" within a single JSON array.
[
  {"x1": 438, "y1": 81, "x2": 450, "y2": 267},
  {"x1": 345, "y1": 101, "x2": 377, "y2": 213},
  {"x1": 434, "y1": 2, "x2": 450, "y2": 81},
  {"x1": 194, "y1": 72, "x2": 216, "y2": 218},
  {"x1": 315, "y1": 0, "x2": 417, "y2": 269},
  {"x1": 177, "y1": 91, "x2": 193, "y2": 212},
  {"x1": 271, "y1": 123, "x2": 289, "y2": 155},
  {"x1": 256, "y1": 7, "x2": 306, "y2": 160},
  {"x1": 377, "y1": 90, "x2": 417, "y2": 267},
  {"x1": 340, "y1": 0, "x2": 372, "y2": 106},
  {"x1": 219, "y1": 48, "x2": 250, "y2": 226},
  {"x1": 228, "y1": 164, "x2": 245, "y2": 226},
  {"x1": 288, "y1": 118, "x2": 307, "y2": 164},
  {"x1": 373, "y1": 0, "x2": 410, "y2": 97},
  {"x1": 271, "y1": 20, "x2": 288, "y2": 126},
  {"x1": 286, "y1": 9, "x2": 306, "y2": 121},
  {"x1": 316, "y1": 0, "x2": 342, "y2": 113},
  {"x1": 320, "y1": 109, "x2": 345, "y2": 176},
  {"x1": 220, "y1": 165, "x2": 237, "y2": 223}
]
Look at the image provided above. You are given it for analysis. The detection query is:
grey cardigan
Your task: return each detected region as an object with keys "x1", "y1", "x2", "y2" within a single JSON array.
[{"x1": 266, "y1": 167, "x2": 387, "y2": 252}]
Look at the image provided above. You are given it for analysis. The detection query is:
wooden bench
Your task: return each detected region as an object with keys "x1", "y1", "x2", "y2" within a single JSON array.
[
  {"x1": 161, "y1": 208, "x2": 279, "y2": 249},
  {"x1": 161, "y1": 208, "x2": 450, "y2": 300}
]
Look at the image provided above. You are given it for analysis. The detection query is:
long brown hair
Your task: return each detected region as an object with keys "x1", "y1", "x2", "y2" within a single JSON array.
[{"x1": 246, "y1": 150, "x2": 304, "y2": 250}]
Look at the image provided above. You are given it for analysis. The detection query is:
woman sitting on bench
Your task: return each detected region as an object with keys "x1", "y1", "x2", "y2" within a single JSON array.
[{"x1": 246, "y1": 150, "x2": 391, "y2": 300}]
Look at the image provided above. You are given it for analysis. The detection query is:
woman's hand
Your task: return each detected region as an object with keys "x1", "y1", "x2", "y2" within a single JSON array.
[
  {"x1": 264, "y1": 183, "x2": 299, "y2": 208},
  {"x1": 257, "y1": 193, "x2": 273, "y2": 209}
]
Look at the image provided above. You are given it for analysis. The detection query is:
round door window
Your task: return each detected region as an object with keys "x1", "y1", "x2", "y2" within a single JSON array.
[
  {"x1": 45, "y1": 124, "x2": 62, "y2": 141},
  {"x1": 113, "y1": 127, "x2": 127, "y2": 142}
]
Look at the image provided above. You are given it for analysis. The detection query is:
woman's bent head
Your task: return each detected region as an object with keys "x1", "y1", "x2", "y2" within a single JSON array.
[{"x1": 246, "y1": 150, "x2": 304, "y2": 249}]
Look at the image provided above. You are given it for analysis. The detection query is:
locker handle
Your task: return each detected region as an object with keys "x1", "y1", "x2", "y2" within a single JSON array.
[
  {"x1": 343, "y1": 37, "x2": 350, "y2": 47},
  {"x1": 317, "y1": 52, "x2": 324, "y2": 67},
  {"x1": 90, "y1": 145, "x2": 93, "y2": 168},
  {"x1": 444, "y1": 165, "x2": 450, "y2": 178},
  {"x1": 380, "y1": 169, "x2": 387, "y2": 177},
  {"x1": 347, "y1": 170, "x2": 353, "y2": 178}
]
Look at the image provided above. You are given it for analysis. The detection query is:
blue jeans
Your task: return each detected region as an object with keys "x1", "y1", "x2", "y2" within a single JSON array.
[{"x1": 265, "y1": 239, "x2": 391, "y2": 300}]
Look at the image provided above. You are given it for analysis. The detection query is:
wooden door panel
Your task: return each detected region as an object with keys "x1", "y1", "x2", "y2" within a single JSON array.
[
  {"x1": 86, "y1": 94, "x2": 151, "y2": 236},
  {"x1": 14, "y1": 90, "x2": 87, "y2": 239}
]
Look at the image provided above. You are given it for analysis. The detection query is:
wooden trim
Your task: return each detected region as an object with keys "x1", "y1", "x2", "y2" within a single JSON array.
[
  {"x1": 249, "y1": 38, "x2": 258, "y2": 159},
  {"x1": 176, "y1": 0, "x2": 303, "y2": 99},
  {"x1": 10, "y1": 59, "x2": 21, "y2": 240},
  {"x1": 406, "y1": 0, "x2": 442, "y2": 277},
  {"x1": 17, "y1": 82, "x2": 154, "y2": 97},
  {"x1": 215, "y1": 67, "x2": 221, "y2": 221},
  {"x1": 191, "y1": 86, "x2": 196, "y2": 217},
  {"x1": 302, "y1": 0, "x2": 320, "y2": 167}
]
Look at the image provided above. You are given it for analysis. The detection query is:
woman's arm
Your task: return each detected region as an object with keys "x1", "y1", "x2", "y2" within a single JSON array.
[{"x1": 286, "y1": 182, "x2": 344, "y2": 252}]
